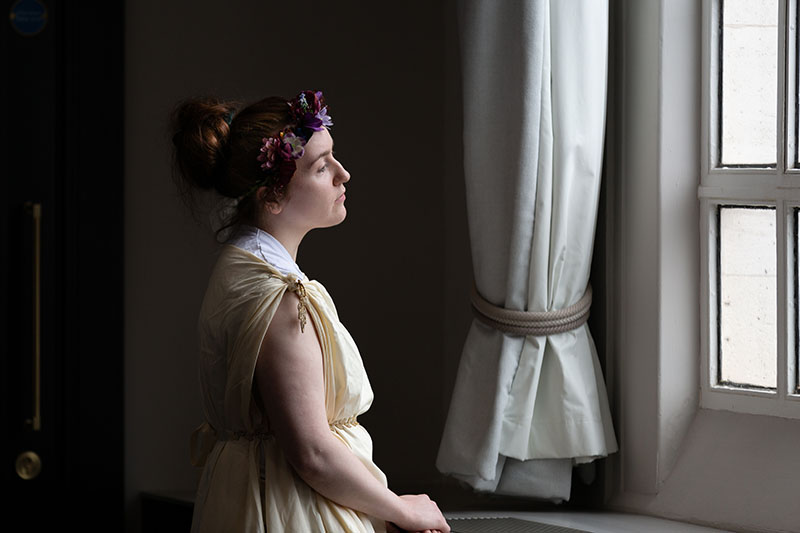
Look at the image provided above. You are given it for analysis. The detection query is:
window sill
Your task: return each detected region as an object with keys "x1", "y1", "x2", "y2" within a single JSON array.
[{"x1": 611, "y1": 408, "x2": 800, "y2": 533}]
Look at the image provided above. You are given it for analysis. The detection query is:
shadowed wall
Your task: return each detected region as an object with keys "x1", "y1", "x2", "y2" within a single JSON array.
[{"x1": 125, "y1": 0, "x2": 470, "y2": 529}]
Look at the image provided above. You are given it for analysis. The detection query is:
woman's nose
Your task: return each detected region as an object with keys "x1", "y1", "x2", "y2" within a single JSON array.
[{"x1": 337, "y1": 163, "x2": 350, "y2": 184}]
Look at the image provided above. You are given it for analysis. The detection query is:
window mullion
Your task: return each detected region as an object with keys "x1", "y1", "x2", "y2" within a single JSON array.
[
  {"x1": 701, "y1": 199, "x2": 715, "y2": 395},
  {"x1": 789, "y1": 206, "x2": 799, "y2": 398},
  {"x1": 778, "y1": 200, "x2": 789, "y2": 400},
  {"x1": 703, "y1": 0, "x2": 720, "y2": 178},
  {"x1": 779, "y1": 0, "x2": 788, "y2": 173},
  {"x1": 787, "y1": 0, "x2": 799, "y2": 169},
  {"x1": 777, "y1": 1, "x2": 789, "y2": 401}
]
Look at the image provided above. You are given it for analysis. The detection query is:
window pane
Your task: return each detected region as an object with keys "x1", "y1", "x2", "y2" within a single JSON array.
[
  {"x1": 719, "y1": 206, "x2": 776, "y2": 389},
  {"x1": 720, "y1": 0, "x2": 778, "y2": 166}
]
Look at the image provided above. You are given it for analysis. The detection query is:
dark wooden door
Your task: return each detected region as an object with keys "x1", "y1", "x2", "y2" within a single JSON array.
[{"x1": 1, "y1": 1, "x2": 123, "y2": 530}]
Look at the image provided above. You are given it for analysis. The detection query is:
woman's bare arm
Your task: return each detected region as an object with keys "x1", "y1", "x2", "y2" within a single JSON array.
[{"x1": 254, "y1": 289, "x2": 449, "y2": 533}]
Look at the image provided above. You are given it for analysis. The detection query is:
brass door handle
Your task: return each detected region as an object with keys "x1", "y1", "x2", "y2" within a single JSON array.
[{"x1": 24, "y1": 202, "x2": 41, "y2": 432}]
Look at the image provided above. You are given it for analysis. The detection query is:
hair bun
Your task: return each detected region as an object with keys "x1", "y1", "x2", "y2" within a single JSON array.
[{"x1": 170, "y1": 97, "x2": 237, "y2": 194}]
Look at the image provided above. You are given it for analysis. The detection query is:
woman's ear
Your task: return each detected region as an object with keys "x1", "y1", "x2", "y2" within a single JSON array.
[{"x1": 257, "y1": 186, "x2": 284, "y2": 215}]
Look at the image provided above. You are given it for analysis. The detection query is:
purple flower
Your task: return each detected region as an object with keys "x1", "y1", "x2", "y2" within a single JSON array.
[
  {"x1": 300, "y1": 113, "x2": 323, "y2": 131},
  {"x1": 282, "y1": 132, "x2": 305, "y2": 159},
  {"x1": 289, "y1": 90, "x2": 332, "y2": 132},
  {"x1": 315, "y1": 106, "x2": 333, "y2": 128}
]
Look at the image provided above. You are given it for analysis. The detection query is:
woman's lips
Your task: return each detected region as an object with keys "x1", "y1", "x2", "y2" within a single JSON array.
[{"x1": 336, "y1": 191, "x2": 346, "y2": 202}]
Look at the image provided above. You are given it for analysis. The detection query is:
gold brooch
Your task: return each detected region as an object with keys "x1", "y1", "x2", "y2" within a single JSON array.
[{"x1": 292, "y1": 279, "x2": 309, "y2": 333}]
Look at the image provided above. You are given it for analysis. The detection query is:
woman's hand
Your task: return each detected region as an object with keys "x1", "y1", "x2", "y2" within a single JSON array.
[{"x1": 388, "y1": 494, "x2": 449, "y2": 533}]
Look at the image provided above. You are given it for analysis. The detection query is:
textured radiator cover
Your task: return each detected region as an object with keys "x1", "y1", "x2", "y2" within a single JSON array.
[{"x1": 449, "y1": 517, "x2": 591, "y2": 533}]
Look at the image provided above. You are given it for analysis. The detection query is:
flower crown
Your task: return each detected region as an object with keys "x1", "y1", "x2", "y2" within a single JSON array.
[{"x1": 252, "y1": 90, "x2": 333, "y2": 196}]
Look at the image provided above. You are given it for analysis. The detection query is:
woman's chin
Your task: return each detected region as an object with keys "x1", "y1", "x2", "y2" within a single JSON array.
[{"x1": 319, "y1": 209, "x2": 347, "y2": 229}]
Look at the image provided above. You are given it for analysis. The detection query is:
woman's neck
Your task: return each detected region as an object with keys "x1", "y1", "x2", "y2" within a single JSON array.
[{"x1": 253, "y1": 220, "x2": 304, "y2": 263}]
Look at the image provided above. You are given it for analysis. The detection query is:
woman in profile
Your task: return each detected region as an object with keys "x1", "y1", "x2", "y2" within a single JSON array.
[{"x1": 170, "y1": 90, "x2": 449, "y2": 533}]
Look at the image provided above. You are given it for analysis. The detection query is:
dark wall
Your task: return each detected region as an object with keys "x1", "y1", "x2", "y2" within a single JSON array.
[{"x1": 125, "y1": 0, "x2": 470, "y2": 529}]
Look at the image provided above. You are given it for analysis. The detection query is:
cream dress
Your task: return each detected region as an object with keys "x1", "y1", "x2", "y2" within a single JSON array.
[{"x1": 189, "y1": 227, "x2": 387, "y2": 532}]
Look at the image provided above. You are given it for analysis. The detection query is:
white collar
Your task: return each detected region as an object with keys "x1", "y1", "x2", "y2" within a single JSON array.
[{"x1": 226, "y1": 225, "x2": 305, "y2": 279}]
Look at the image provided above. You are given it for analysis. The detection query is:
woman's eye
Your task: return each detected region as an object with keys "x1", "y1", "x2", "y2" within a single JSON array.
[{"x1": 318, "y1": 164, "x2": 327, "y2": 173}]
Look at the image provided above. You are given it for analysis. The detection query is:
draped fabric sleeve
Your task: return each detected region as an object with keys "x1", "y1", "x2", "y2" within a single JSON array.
[
  {"x1": 190, "y1": 248, "x2": 293, "y2": 533},
  {"x1": 190, "y1": 245, "x2": 386, "y2": 533}
]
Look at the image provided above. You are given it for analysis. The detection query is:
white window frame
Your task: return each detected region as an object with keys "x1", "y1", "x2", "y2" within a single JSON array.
[{"x1": 700, "y1": 0, "x2": 800, "y2": 419}]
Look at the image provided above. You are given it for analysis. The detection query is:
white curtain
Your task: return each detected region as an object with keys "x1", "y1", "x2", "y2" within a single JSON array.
[{"x1": 437, "y1": 0, "x2": 617, "y2": 501}]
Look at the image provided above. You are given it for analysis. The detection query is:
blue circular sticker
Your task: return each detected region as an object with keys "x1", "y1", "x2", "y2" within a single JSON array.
[{"x1": 9, "y1": 0, "x2": 48, "y2": 37}]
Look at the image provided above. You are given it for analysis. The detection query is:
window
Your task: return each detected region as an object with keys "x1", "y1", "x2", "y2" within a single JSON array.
[{"x1": 701, "y1": 0, "x2": 800, "y2": 417}]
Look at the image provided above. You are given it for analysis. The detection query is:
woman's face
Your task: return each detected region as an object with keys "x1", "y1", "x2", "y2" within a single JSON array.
[{"x1": 277, "y1": 128, "x2": 350, "y2": 231}]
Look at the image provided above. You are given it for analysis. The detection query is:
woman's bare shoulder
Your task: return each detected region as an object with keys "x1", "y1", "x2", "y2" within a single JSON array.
[{"x1": 260, "y1": 287, "x2": 320, "y2": 356}]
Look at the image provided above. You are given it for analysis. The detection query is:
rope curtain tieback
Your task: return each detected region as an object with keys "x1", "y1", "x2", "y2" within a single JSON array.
[{"x1": 470, "y1": 282, "x2": 592, "y2": 336}]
